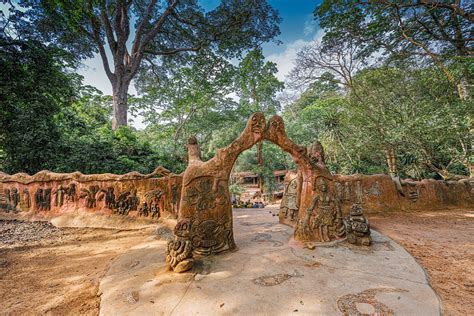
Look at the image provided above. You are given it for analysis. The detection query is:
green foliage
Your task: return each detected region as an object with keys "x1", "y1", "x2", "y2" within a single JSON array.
[
  {"x1": 284, "y1": 66, "x2": 472, "y2": 178},
  {"x1": 0, "y1": 38, "x2": 76, "y2": 174}
]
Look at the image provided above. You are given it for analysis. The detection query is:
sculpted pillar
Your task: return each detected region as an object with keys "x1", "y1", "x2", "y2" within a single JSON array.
[{"x1": 178, "y1": 112, "x2": 266, "y2": 256}]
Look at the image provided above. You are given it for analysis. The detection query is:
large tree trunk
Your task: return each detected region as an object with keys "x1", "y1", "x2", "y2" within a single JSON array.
[
  {"x1": 385, "y1": 146, "x2": 397, "y2": 176},
  {"x1": 112, "y1": 80, "x2": 130, "y2": 130}
]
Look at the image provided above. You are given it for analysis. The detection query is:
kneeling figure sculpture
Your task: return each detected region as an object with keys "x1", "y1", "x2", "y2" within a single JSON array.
[{"x1": 166, "y1": 219, "x2": 194, "y2": 273}]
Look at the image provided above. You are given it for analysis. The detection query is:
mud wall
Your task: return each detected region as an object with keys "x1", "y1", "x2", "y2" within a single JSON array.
[
  {"x1": 0, "y1": 167, "x2": 182, "y2": 220},
  {"x1": 334, "y1": 174, "x2": 474, "y2": 214},
  {"x1": 281, "y1": 172, "x2": 474, "y2": 228}
]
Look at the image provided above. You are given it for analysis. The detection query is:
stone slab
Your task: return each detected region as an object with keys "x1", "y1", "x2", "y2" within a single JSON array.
[{"x1": 99, "y1": 208, "x2": 441, "y2": 315}]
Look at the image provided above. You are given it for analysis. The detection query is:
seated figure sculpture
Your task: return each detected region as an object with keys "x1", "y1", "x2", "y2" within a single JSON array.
[
  {"x1": 166, "y1": 219, "x2": 194, "y2": 273},
  {"x1": 345, "y1": 203, "x2": 372, "y2": 246}
]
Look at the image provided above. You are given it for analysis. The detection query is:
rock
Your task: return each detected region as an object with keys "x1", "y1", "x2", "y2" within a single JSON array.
[{"x1": 174, "y1": 259, "x2": 193, "y2": 273}]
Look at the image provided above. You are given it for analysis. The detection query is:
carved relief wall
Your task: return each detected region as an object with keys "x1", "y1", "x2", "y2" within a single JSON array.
[{"x1": 0, "y1": 167, "x2": 182, "y2": 220}]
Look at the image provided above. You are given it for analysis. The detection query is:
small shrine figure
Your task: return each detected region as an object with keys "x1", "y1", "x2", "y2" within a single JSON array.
[
  {"x1": 166, "y1": 219, "x2": 193, "y2": 273},
  {"x1": 306, "y1": 177, "x2": 344, "y2": 242},
  {"x1": 345, "y1": 203, "x2": 372, "y2": 246}
]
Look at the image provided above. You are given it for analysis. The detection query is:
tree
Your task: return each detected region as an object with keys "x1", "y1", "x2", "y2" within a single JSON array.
[
  {"x1": 134, "y1": 50, "x2": 239, "y2": 161},
  {"x1": 289, "y1": 38, "x2": 363, "y2": 92},
  {"x1": 18, "y1": 0, "x2": 281, "y2": 129},
  {"x1": 0, "y1": 36, "x2": 78, "y2": 174},
  {"x1": 346, "y1": 66, "x2": 471, "y2": 178},
  {"x1": 315, "y1": 0, "x2": 473, "y2": 98},
  {"x1": 235, "y1": 48, "x2": 284, "y2": 192}
]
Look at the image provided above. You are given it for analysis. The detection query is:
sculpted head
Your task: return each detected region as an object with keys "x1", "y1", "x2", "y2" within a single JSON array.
[{"x1": 174, "y1": 219, "x2": 192, "y2": 238}]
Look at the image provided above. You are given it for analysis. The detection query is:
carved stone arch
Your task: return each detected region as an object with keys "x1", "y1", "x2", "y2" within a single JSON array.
[{"x1": 173, "y1": 113, "x2": 341, "y2": 260}]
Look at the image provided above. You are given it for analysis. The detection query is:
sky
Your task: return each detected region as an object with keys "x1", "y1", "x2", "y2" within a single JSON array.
[{"x1": 73, "y1": 1, "x2": 324, "y2": 128}]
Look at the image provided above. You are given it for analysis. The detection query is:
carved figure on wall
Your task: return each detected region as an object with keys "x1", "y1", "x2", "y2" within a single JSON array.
[
  {"x1": 280, "y1": 177, "x2": 299, "y2": 221},
  {"x1": 0, "y1": 189, "x2": 14, "y2": 212},
  {"x1": 4, "y1": 189, "x2": 11, "y2": 211},
  {"x1": 34, "y1": 188, "x2": 51, "y2": 211},
  {"x1": 103, "y1": 187, "x2": 116, "y2": 209},
  {"x1": 80, "y1": 185, "x2": 100, "y2": 208},
  {"x1": 166, "y1": 219, "x2": 194, "y2": 273},
  {"x1": 22, "y1": 188, "x2": 31, "y2": 209},
  {"x1": 190, "y1": 214, "x2": 234, "y2": 256},
  {"x1": 44, "y1": 188, "x2": 52, "y2": 210},
  {"x1": 365, "y1": 181, "x2": 381, "y2": 197},
  {"x1": 54, "y1": 184, "x2": 77, "y2": 207},
  {"x1": 54, "y1": 185, "x2": 66, "y2": 207},
  {"x1": 306, "y1": 177, "x2": 345, "y2": 242},
  {"x1": 355, "y1": 180, "x2": 363, "y2": 203},
  {"x1": 407, "y1": 183, "x2": 419, "y2": 202},
  {"x1": 34, "y1": 188, "x2": 43, "y2": 210},
  {"x1": 183, "y1": 176, "x2": 228, "y2": 214},
  {"x1": 66, "y1": 183, "x2": 77, "y2": 202},
  {"x1": 116, "y1": 191, "x2": 130, "y2": 215},
  {"x1": 10, "y1": 188, "x2": 20, "y2": 210},
  {"x1": 344, "y1": 182, "x2": 352, "y2": 201},
  {"x1": 345, "y1": 203, "x2": 372, "y2": 246},
  {"x1": 138, "y1": 202, "x2": 148, "y2": 217},
  {"x1": 128, "y1": 189, "x2": 139, "y2": 211},
  {"x1": 145, "y1": 189, "x2": 163, "y2": 218}
]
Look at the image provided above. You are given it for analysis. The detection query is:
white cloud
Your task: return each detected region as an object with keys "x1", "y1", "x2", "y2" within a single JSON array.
[
  {"x1": 267, "y1": 30, "x2": 324, "y2": 82},
  {"x1": 303, "y1": 14, "x2": 318, "y2": 36}
]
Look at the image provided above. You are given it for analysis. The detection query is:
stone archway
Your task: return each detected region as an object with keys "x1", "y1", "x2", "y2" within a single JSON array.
[{"x1": 166, "y1": 113, "x2": 346, "y2": 272}]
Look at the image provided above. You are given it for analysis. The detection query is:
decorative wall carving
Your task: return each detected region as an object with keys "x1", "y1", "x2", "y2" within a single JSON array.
[
  {"x1": 53, "y1": 185, "x2": 67, "y2": 207},
  {"x1": 279, "y1": 173, "x2": 299, "y2": 225},
  {"x1": 35, "y1": 188, "x2": 51, "y2": 211},
  {"x1": 0, "y1": 169, "x2": 182, "y2": 218},
  {"x1": 22, "y1": 188, "x2": 31, "y2": 209},
  {"x1": 80, "y1": 185, "x2": 100, "y2": 208},
  {"x1": 144, "y1": 189, "x2": 163, "y2": 218},
  {"x1": 300, "y1": 177, "x2": 345, "y2": 242},
  {"x1": 0, "y1": 188, "x2": 19, "y2": 212}
]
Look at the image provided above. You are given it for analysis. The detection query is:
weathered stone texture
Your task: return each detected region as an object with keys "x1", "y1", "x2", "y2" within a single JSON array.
[{"x1": 0, "y1": 167, "x2": 182, "y2": 220}]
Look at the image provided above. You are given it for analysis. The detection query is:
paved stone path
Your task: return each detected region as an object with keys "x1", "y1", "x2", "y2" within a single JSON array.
[{"x1": 99, "y1": 208, "x2": 441, "y2": 315}]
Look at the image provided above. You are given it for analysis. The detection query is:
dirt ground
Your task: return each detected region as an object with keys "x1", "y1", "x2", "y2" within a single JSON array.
[
  {"x1": 0, "y1": 220, "x2": 155, "y2": 315},
  {"x1": 1, "y1": 210, "x2": 473, "y2": 315},
  {"x1": 369, "y1": 210, "x2": 474, "y2": 316}
]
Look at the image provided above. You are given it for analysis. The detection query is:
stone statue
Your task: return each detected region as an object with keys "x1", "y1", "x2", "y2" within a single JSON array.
[
  {"x1": 166, "y1": 219, "x2": 193, "y2": 273},
  {"x1": 345, "y1": 203, "x2": 372, "y2": 246}
]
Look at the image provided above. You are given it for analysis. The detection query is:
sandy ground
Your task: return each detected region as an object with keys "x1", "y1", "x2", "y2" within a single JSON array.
[
  {"x1": 0, "y1": 209, "x2": 472, "y2": 315},
  {"x1": 369, "y1": 210, "x2": 474, "y2": 316},
  {"x1": 0, "y1": 220, "x2": 155, "y2": 315}
]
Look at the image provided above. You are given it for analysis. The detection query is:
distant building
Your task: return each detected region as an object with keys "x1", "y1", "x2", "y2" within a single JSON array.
[{"x1": 231, "y1": 170, "x2": 290, "y2": 202}]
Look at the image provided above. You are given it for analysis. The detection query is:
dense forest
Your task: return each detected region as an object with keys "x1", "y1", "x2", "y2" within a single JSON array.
[{"x1": 1, "y1": 0, "x2": 472, "y2": 186}]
